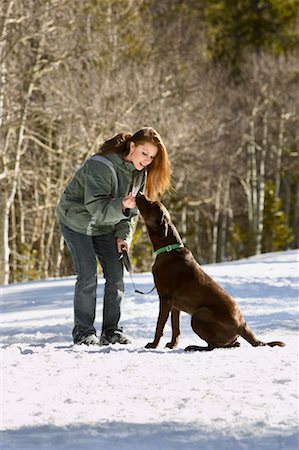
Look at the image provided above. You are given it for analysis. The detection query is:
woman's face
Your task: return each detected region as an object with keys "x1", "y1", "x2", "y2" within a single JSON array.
[{"x1": 125, "y1": 141, "x2": 158, "y2": 171}]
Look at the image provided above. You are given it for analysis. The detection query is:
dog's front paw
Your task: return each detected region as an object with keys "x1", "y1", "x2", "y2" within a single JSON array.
[{"x1": 145, "y1": 342, "x2": 157, "y2": 349}]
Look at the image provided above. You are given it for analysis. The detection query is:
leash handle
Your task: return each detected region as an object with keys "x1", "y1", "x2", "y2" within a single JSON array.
[
  {"x1": 120, "y1": 247, "x2": 132, "y2": 272},
  {"x1": 119, "y1": 247, "x2": 156, "y2": 295}
]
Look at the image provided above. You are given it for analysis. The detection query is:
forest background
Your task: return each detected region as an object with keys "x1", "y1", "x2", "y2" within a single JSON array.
[{"x1": 0, "y1": 0, "x2": 298, "y2": 285}]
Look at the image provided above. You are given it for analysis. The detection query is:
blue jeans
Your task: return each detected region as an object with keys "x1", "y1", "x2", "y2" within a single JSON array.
[{"x1": 60, "y1": 222, "x2": 124, "y2": 343}]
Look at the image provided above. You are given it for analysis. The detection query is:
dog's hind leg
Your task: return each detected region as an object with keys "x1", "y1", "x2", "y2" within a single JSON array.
[
  {"x1": 145, "y1": 297, "x2": 171, "y2": 349},
  {"x1": 185, "y1": 309, "x2": 217, "y2": 351},
  {"x1": 238, "y1": 321, "x2": 264, "y2": 346},
  {"x1": 166, "y1": 309, "x2": 181, "y2": 349},
  {"x1": 239, "y1": 322, "x2": 285, "y2": 347},
  {"x1": 185, "y1": 308, "x2": 241, "y2": 352}
]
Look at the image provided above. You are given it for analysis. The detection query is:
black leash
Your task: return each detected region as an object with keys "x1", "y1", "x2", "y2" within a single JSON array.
[{"x1": 119, "y1": 248, "x2": 156, "y2": 295}]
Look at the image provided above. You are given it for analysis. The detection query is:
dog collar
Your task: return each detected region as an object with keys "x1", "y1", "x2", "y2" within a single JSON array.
[{"x1": 154, "y1": 243, "x2": 184, "y2": 255}]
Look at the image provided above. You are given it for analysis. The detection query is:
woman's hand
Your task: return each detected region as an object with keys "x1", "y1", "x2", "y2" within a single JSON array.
[
  {"x1": 117, "y1": 238, "x2": 129, "y2": 254},
  {"x1": 122, "y1": 192, "x2": 136, "y2": 210}
]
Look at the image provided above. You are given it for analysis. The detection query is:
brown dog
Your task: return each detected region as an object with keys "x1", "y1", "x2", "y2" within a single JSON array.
[{"x1": 136, "y1": 193, "x2": 285, "y2": 351}]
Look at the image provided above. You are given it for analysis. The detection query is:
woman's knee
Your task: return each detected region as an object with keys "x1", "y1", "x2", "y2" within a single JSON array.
[{"x1": 105, "y1": 277, "x2": 124, "y2": 292}]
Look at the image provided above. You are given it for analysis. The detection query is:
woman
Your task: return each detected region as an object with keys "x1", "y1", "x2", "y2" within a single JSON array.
[{"x1": 57, "y1": 127, "x2": 171, "y2": 345}]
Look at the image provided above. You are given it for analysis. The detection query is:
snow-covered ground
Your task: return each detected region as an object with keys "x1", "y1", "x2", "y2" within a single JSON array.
[{"x1": 1, "y1": 250, "x2": 298, "y2": 450}]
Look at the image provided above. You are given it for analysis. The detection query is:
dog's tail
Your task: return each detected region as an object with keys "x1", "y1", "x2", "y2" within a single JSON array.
[{"x1": 239, "y1": 322, "x2": 285, "y2": 347}]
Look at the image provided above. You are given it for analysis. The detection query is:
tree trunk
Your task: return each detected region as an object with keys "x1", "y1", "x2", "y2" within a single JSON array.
[
  {"x1": 0, "y1": 190, "x2": 10, "y2": 284},
  {"x1": 275, "y1": 111, "x2": 285, "y2": 199},
  {"x1": 194, "y1": 209, "x2": 200, "y2": 260},
  {"x1": 211, "y1": 175, "x2": 223, "y2": 263},
  {"x1": 249, "y1": 111, "x2": 258, "y2": 254},
  {"x1": 1, "y1": 14, "x2": 48, "y2": 283},
  {"x1": 256, "y1": 112, "x2": 267, "y2": 255},
  {"x1": 219, "y1": 175, "x2": 231, "y2": 261},
  {"x1": 0, "y1": 0, "x2": 14, "y2": 128},
  {"x1": 293, "y1": 178, "x2": 299, "y2": 248},
  {"x1": 0, "y1": 0, "x2": 15, "y2": 284},
  {"x1": 282, "y1": 176, "x2": 291, "y2": 227}
]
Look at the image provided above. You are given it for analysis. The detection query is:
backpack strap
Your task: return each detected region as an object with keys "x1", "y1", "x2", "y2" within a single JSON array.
[
  {"x1": 132, "y1": 170, "x2": 147, "y2": 196},
  {"x1": 90, "y1": 155, "x2": 118, "y2": 197},
  {"x1": 90, "y1": 154, "x2": 146, "y2": 198}
]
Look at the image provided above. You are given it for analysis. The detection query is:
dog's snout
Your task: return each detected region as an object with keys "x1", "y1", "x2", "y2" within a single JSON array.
[{"x1": 136, "y1": 193, "x2": 154, "y2": 215}]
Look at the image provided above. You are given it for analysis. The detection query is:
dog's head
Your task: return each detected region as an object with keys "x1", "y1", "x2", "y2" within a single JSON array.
[{"x1": 136, "y1": 193, "x2": 170, "y2": 238}]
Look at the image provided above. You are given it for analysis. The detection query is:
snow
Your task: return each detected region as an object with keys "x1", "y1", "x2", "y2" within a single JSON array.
[{"x1": 1, "y1": 250, "x2": 298, "y2": 450}]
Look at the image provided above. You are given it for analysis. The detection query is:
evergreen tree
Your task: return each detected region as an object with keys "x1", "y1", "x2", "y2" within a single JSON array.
[
  {"x1": 203, "y1": 0, "x2": 299, "y2": 73},
  {"x1": 263, "y1": 181, "x2": 294, "y2": 252}
]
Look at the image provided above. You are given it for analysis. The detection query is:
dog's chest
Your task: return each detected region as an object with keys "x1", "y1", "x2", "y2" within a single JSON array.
[{"x1": 152, "y1": 254, "x2": 198, "y2": 296}]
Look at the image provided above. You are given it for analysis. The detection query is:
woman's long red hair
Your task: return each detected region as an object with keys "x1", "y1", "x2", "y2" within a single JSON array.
[{"x1": 98, "y1": 127, "x2": 171, "y2": 200}]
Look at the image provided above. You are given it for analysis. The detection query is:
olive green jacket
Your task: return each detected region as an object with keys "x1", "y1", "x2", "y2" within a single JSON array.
[{"x1": 57, "y1": 153, "x2": 145, "y2": 241}]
